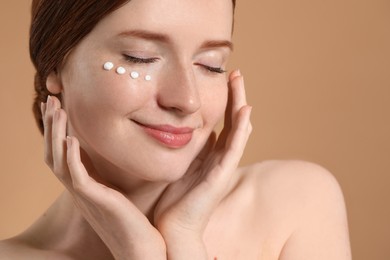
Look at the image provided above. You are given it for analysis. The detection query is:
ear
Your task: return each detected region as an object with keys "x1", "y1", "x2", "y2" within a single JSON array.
[{"x1": 46, "y1": 71, "x2": 63, "y2": 94}]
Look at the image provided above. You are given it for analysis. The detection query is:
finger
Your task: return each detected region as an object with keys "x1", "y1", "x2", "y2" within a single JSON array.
[
  {"x1": 217, "y1": 70, "x2": 239, "y2": 148},
  {"x1": 43, "y1": 95, "x2": 60, "y2": 168},
  {"x1": 223, "y1": 70, "x2": 241, "y2": 129},
  {"x1": 230, "y1": 72, "x2": 247, "y2": 122},
  {"x1": 220, "y1": 105, "x2": 252, "y2": 172},
  {"x1": 184, "y1": 131, "x2": 217, "y2": 179},
  {"x1": 66, "y1": 136, "x2": 139, "y2": 216},
  {"x1": 229, "y1": 69, "x2": 242, "y2": 83},
  {"x1": 52, "y1": 107, "x2": 69, "y2": 182},
  {"x1": 202, "y1": 106, "x2": 252, "y2": 195},
  {"x1": 40, "y1": 101, "x2": 46, "y2": 119},
  {"x1": 66, "y1": 136, "x2": 102, "y2": 197},
  {"x1": 217, "y1": 70, "x2": 248, "y2": 149}
]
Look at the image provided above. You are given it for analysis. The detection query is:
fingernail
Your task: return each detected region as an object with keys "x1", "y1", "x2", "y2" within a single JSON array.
[
  {"x1": 66, "y1": 136, "x2": 72, "y2": 148},
  {"x1": 236, "y1": 69, "x2": 241, "y2": 76}
]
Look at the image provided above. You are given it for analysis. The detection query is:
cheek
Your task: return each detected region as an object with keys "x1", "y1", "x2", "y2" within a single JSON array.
[
  {"x1": 201, "y1": 80, "x2": 228, "y2": 127},
  {"x1": 66, "y1": 61, "x2": 153, "y2": 107},
  {"x1": 62, "y1": 61, "x2": 153, "y2": 134}
]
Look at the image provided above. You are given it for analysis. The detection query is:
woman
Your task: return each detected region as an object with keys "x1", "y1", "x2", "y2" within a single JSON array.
[{"x1": 0, "y1": 0, "x2": 351, "y2": 259}]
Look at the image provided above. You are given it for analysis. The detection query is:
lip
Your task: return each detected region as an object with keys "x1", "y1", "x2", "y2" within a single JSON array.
[{"x1": 133, "y1": 121, "x2": 194, "y2": 148}]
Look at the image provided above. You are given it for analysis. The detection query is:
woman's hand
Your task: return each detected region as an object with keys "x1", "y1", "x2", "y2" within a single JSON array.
[
  {"x1": 41, "y1": 96, "x2": 166, "y2": 260},
  {"x1": 153, "y1": 70, "x2": 252, "y2": 259}
]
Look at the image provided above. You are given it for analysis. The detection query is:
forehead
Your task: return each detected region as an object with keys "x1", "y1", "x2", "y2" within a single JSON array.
[{"x1": 91, "y1": 0, "x2": 234, "y2": 43}]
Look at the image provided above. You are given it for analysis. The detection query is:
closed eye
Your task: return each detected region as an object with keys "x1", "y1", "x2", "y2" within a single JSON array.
[
  {"x1": 123, "y1": 55, "x2": 225, "y2": 74},
  {"x1": 123, "y1": 54, "x2": 159, "y2": 64},
  {"x1": 204, "y1": 65, "x2": 226, "y2": 74},
  {"x1": 195, "y1": 63, "x2": 226, "y2": 74}
]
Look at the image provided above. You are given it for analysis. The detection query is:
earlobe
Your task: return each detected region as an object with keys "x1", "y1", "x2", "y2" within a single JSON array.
[{"x1": 46, "y1": 71, "x2": 63, "y2": 94}]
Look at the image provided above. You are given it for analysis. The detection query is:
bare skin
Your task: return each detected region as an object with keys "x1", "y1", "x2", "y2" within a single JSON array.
[
  {"x1": 0, "y1": 160, "x2": 351, "y2": 259},
  {"x1": 0, "y1": 0, "x2": 351, "y2": 259}
]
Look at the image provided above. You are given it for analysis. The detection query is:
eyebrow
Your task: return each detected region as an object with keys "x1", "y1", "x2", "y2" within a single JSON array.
[{"x1": 117, "y1": 30, "x2": 234, "y2": 51}]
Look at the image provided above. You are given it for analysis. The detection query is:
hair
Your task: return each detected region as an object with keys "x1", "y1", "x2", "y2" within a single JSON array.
[{"x1": 30, "y1": 0, "x2": 237, "y2": 135}]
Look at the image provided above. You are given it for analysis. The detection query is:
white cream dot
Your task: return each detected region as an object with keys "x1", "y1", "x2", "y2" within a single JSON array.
[
  {"x1": 145, "y1": 75, "x2": 152, "y2": 81},
  {"x1": 130, "y1": 71, "x2": 140, "y2": 79},
  {"x1": 103, "y1": 62, "x2": 114, "y2": 71},
  {"x1": 116, "y1": 67, "x2": 126, "y2": 75}
]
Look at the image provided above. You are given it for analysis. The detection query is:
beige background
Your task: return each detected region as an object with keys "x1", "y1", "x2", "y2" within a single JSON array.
[{"x1": 0, "y1": 1, "x2": 389, "y2": 259}]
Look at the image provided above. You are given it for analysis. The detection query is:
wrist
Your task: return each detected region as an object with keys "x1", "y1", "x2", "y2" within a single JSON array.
[
  {"x1": 111, "y1": 241, "x2": 167, "y2": 260},
  {"x1": 108, "y1": 230, "x2": 167, "y2": 260},
  {"x1": 163, "y1": 234, "x2": 208, "y2": 260}
]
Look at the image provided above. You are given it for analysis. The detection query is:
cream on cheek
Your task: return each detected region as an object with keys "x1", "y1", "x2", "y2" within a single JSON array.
[
  {"x1": 88, "y1": 59, "x2": 154, "y2": 107},
  {"x1": 91, "y1": 60, "x2": 157, "y2": 115},
  {"x1": 103, "y1": 61, "x2": 153, "y2": 82},
  {"x1": 63, "y1": 57, "x2": 155, "y2": 140}
]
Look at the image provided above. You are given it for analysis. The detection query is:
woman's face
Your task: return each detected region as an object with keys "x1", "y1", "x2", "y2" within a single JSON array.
[{"x1": 58, "y1": 0, "x2": 233, "y2": 185}]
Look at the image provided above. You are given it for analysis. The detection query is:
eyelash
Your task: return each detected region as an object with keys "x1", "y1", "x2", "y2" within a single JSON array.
[
  {"x1": 201, "y1": 65, "x2": 226, "y2": 74},
  {"x1": 123, "y1": 55, "x2": 159, "y2": 64},
  {"x1": 123, "y1": 55, "x2": 226, "y2": 74}
]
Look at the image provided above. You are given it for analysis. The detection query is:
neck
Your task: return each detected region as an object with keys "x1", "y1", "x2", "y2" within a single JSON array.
[
  {"x1": 117, "y1": 180, "x2": 170, "y2": 221},
  {"x1": 77, "y1": 146, "x2": 173, "y2": 220}
]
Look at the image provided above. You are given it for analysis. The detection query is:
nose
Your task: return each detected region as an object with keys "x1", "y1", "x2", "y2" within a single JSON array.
[{"x1": 156, "y1": 64, "x2": 201, "y2": 115}]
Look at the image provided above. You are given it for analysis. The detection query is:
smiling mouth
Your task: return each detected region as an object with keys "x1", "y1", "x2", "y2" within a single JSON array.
[{"x1": 132, "y1": 120, "x2": 194, "y2": 148}]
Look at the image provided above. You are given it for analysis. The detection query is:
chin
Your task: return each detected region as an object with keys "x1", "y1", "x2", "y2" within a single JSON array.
[
  {"x1": 155, "y1": 170, "x2": 188, "y2": 183},
  {"x1": 142, "y1": 158, "x2": 194, "y2": 183}
]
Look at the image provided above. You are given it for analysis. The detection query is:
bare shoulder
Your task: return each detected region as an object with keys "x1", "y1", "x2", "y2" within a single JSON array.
[
  {"x1": 240, "y1": 159, "x2": 340, "y2": 186},
  {"x1": 245, "y1": 159, "x2": 344, "y2": 197},
  {"x1": 0, "y1": 237, "x2": 70, "y2": 260},
  {"x1": 236, "y1": 160, "x2": 351, "y2": 259},
  {"x1": 0, "y1": 238, "x2": 33, "y2": 259},
  {"x1": 237, "y1": 160, "x2": 347, "y2": 209},
  {"x1": 238, "y1": 159, "x2": 350, "y2": 227}
]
